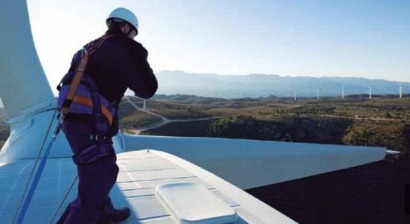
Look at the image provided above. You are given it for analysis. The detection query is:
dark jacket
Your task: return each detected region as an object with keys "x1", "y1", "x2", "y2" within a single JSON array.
[
  {"x1": 68, "y1": 29, "x2": 158, "y2": 104},
  {"x1": 62, "y1": 29, "x2": 158, "y2": 135}
]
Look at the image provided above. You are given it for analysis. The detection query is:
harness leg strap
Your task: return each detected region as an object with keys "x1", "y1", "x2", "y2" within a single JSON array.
[{"x1": 73, "y1": 142, "x2": 114, "y2": 165}]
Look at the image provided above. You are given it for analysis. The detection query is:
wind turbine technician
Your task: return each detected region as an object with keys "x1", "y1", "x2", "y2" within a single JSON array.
[{"x1": 55, "y1": 7, "x2": 158, "y2": 223}]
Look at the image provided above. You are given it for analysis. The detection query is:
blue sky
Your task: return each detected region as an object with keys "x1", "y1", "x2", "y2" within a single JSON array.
[{"x1": 27, "y1": 0, "x2": 410, "y2": 88}]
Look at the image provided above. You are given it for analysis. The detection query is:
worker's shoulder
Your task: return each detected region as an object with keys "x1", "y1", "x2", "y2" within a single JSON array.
[
  {"x1": 105, "y1": 35, "x2": 138, "y2": 47},
  {"x1": 105, "y1": 35, "x2": 146, "y2": 55}
]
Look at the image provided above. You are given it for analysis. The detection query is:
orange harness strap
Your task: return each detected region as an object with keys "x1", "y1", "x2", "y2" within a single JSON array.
[
  {"x1": 72, "y1": 96, "x2": 114, "y2": 126},
  {"x1": 61, "y1": 53, "x2": 88, "y2": 116},
  {"x1": 60, "y1": 35, "x2": 114, "y2": 124}
]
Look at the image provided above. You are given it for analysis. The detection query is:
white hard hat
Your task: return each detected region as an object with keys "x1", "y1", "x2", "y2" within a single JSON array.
[{"x1": 107, "y1": 7, "x2": 139, "y2": 32}]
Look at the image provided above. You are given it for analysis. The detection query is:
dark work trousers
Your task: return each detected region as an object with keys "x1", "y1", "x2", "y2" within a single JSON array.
[{"x1": 57, "y1": 115, "x2": 119, "y2": 224}]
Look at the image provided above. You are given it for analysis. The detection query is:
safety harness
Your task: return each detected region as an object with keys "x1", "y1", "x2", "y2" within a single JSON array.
[
  {"x1": 57, "y1": 35, "x2": 115, "y2": 125},
  {"x1": 57, "y1": 34, "x2": 117, "y2": 164}
]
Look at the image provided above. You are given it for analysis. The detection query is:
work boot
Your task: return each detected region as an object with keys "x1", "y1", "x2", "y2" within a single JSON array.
[{"x1": 96, "y1": 207, "x2": 131, "y2": 224}]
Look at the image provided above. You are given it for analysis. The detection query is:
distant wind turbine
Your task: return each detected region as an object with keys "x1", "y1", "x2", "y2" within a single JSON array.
[
  {"x1": 368, "y1": 85, "x2": 372, "y2": 99},
  {"x1": 342, "y1": 86, "x2": 345, "y2": 99},
  {"x1": 399, "y1": 85, "x2": 403, "y2": 98}
]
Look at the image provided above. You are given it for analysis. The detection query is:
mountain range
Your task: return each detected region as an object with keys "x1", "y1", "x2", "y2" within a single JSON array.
[{"x1": 155, "y1": 70, "x2": 410, "y2": 99}]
